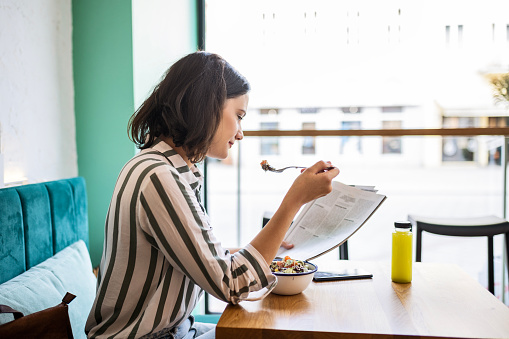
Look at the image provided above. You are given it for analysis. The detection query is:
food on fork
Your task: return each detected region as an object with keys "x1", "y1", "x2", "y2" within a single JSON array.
[
  {"x1": 270, "y1": 256, "x2": 309, "y2": 274},
  {"x1": 260, "y1": 160, "x2": 275, "y2": 172}
]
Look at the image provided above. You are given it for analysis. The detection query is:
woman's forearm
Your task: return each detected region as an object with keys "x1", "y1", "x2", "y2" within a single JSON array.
[
  {"x1": 249, "y1": 196, "x2": 302, "y2": 264},
  {"x1": 249, "y1": 161, "x2": 339, "y2": 265}
]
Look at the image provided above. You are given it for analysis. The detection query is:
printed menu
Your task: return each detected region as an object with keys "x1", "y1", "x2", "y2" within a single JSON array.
[{"x1": 277, "y1": 181, "x2": 387, "y2": 261}]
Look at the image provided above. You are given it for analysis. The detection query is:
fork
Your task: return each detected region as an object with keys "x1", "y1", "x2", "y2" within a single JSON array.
[
  {"x1": 264, "y1": 165, "x2": 307, "y2": 173},
  {"x1": 261, "y1": 162, "x2": 335, "y2": 173}
]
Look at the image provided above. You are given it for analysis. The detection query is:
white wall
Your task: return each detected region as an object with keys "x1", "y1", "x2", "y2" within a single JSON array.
[
  {"x1": 132, "y1": 0, "x2": 196, "y2": 109},
  {"x1": 0, "y1": 0, "x2": 76, "y2": 186}
]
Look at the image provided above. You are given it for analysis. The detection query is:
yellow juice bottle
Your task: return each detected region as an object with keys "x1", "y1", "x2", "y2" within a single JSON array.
[{"x1": 391, "y1": 221, "x2": 413, "y2": 283}]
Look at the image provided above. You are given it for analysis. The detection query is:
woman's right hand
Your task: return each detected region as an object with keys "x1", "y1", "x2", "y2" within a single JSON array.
[
  {"x1": 284, "y1": 160, "x2": 340, "y2": 208},
  {"x1": 250, "y1": 161, "x2": 339, "y2": 264}
]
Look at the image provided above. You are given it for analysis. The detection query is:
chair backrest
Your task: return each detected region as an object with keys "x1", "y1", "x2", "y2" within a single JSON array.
[{"x1": 0, "y1": 177, "x2": 89, "y2": 284}]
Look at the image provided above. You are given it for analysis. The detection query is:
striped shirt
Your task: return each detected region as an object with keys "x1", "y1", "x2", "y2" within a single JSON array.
[{"x1": 85, "y1": 139, "x2": 276, "y2": 338}]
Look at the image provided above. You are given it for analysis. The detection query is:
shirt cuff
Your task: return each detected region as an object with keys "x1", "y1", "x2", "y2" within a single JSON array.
[{"x1": 233, "y1": 244, "x2": 277, "y2": 303}]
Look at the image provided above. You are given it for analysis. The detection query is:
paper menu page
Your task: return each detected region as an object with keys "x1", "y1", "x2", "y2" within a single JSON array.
[{"x1": 277, "y1": 181, "x2": 386, "y2": 261}]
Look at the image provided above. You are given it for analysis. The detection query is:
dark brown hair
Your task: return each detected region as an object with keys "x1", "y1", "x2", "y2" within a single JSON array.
[{"x1": 128, "y1": 51, "x2": 250, "y2": 163}]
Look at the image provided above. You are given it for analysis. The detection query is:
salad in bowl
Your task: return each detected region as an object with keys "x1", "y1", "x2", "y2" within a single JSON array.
[{"x1": 270, "y1": 256, "x2": 317, "y2": 295}]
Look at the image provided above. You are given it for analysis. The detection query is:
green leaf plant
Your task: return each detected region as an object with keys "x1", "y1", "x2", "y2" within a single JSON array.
[{"x1": 486, "y1": 73, "x2": 509, "y2": 107}]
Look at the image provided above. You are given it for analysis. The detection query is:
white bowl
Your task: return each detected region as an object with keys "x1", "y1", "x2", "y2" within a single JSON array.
[{"x1": 271, "y1": 261, "x2": 318, "y2": 295}]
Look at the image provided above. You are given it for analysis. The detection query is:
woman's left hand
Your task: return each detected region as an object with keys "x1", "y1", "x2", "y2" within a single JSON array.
[{"x1": 281, "y1": 241, "x2": 294, "y2": 249}]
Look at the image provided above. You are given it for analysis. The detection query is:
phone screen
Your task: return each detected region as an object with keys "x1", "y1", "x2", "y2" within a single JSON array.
[{"x1": 313, "y1": 268, "x2": 373, "y2": 282}]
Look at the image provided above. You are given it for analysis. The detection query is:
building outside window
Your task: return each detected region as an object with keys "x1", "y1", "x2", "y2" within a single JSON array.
[
  {"x1": 300, "y1": 107, "x2": 318, "y2": 114},
  {"x1": 442, "y1": 117, "x2": 477, "y2": 162},
  {"x1": 382, "y1": 120, "x2": 402, "y2": 154},
  {"x1": 261, "y1": 108, "x2": 279, "y2": 115},
  {"x1": 382, "y1": 106, "x2": 403, "y2": 113},
  {"x1": 341, "y1": 106, "x2": 362, "y2": 114},
  {"x1": 260, "y1": 121, "x2": 279, "y2": 155},
  {"x1": 340, "y1": 121, "x2": 362, "y2": 154},
  {"x1": 302, "y1": 122, "x2": 316, "y2": 154},
  {"x1": 204, "y1": 0, "x2": 509, "y2": 308}
]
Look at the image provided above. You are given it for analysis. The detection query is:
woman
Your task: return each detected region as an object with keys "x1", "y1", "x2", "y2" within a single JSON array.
[{"x1": 85, "y1": 52, "x2": 339, "y2": 338}]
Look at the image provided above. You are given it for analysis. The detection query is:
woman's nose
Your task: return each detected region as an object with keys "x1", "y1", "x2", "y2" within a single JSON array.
[{"x1": 235, "y1": 128, "x2": 244, "y2": 140}]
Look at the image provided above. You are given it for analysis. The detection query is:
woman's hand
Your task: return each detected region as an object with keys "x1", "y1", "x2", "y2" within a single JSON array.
[
  {"x1": 249, "y1": 160, "x2": 338, "y2": 264},
  {"x1": 281, "y1": 240, "x2": 294, "y2": 250},
  {"x1": 284, "y1": 160, "x2": 340, "y2": 208}
]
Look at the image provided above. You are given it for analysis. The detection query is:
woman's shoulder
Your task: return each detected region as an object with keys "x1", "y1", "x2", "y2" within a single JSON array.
[
  {"x1": 125, "y1": 148, "x2": 174, "y2": 171},
  {"x1": 127, "y1": 150, "x2": 199, "y2": 185}
]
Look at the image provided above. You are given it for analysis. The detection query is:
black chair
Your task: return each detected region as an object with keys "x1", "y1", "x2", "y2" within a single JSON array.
[
  {"x1": 408, "y1": 214, "x2": 509, "y2": 295},
  {"x1": 263, "y1": 212, "x2": 349, "y2": 259}
]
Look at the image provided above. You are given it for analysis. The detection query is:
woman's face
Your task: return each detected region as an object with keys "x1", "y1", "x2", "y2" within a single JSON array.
[{"x1": 208, "y1": 94, "x2": 249, "y2": 160}]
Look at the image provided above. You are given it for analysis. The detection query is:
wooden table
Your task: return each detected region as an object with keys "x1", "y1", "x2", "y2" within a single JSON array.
[{"x1": 216, "y1": 260, "x2": 509, "y2": 338}]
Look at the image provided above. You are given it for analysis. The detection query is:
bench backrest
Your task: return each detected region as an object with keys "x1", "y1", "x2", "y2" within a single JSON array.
[{"x1": 0, "y1": 177, "x2": 89, "y2": 284}]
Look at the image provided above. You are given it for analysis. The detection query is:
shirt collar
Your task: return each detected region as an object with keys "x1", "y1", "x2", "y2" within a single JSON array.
[{"x1": 150, "y1": 138, "x2": 204, "y2": 190}]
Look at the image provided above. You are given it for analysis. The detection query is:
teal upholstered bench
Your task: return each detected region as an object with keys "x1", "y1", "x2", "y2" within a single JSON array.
[
  {"x1": 0, "y1": 177, "x2": 96, "y2": 339},
  {"x1": 193, "y1": 313, "x2": 221, "y2": 324},
  {"x1": 0, "y1": 176, "x2": 220, "y2": 337}
]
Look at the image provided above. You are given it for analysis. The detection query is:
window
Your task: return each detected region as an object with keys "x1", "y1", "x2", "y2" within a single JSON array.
[
  {"x1": 300, "y1": 107, "x2": 318, "y2": 114},
  {"x1": 260, "y1": 108, "x2": 279, "y2": 115},
  {"x1": 382, "y1": 121, "x2": 402, "y2": 154},
  {"x1": 205, "y1": 0, "x2": 509, "y2": 309},
  {"x1": 488, "y1": 116, "x2": 509, "y2": 128},
  {"x1": 487, "y1": 118, "x2": 506, "y2": 165},
  {"x1": 301, "y1": 122, "x2": 316, "y2": 154},
  {"x1": 260, "y1": 122, "x2": 279, "y2": 155},
  {"x1": 442, "y1": 117, "x2": 477, "y2": 162},
  {"x1": 340, "y1": 121, "x2": 362, "y2": 154},
  {"x1": 382, "y1": 106, "x2": 403, "y2": 113},
  {"x1": 341, "y1": 106, "x2": 362, "y2": 114}
]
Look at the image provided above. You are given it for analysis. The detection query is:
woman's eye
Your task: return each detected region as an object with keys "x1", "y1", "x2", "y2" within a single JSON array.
[{"x1": 237, "y1": 115, "x2": 244, "y2": 121}]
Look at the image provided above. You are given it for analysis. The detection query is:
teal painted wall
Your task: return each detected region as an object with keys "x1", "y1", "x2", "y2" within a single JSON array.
[
  {"x1": 73, "y1": 0, "x2": 199, "y2": 266},
  {"x1": 72, "y1": 0, "x2": 135, "y2": 266}
]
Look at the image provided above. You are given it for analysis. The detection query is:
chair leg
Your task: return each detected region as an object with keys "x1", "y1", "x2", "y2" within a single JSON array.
[
  {"x1": 505, "y1": 233, "x2": 509, "y2": 294},
  {"x1": 416, "y1": 227, "x2": 422, "y2": 262},
  {"x1": 339, "y1": 241, "x2": 349, "y2": 260},
  {"x1": 488, "y1": 235, "x2": 495, "y2": 295}
]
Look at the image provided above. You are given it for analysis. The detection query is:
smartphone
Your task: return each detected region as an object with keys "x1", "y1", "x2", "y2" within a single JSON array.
[{"x1": 313, "y1": 268, "x2": 373, "y2": 282}]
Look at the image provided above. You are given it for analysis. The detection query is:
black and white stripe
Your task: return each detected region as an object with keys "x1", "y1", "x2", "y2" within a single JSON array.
[{"x1": 85, "y1": 140, "x2": 276, "y2": 338}]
